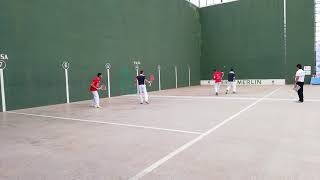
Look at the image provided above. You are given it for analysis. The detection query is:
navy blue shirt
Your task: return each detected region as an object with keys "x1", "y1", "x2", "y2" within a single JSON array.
[
  {"x1": 136, "y1": 75, "x2": 146, "y2": 85},
  {"x1": 228, "y1": 71, "x2": 236, "y2": 82}
]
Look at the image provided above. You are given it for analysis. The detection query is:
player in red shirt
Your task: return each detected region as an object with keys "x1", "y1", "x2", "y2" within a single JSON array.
[
  {"x1": 213, "y1": 69, "x2": 224, "y2": 96},
  {"x1": 90, "y1": 73, "x2": 102, "y2": 108}
]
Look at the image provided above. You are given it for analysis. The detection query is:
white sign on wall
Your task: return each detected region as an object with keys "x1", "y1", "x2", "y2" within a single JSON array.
[
  {"x1": 304, "y1": 66, "x2": 311, "y2": 75},
  {"x1": 201, "y1": 79, "x2": 286, "y2": 86},
  {"x1": 133, "y1": 60, "x2": 140, "y2": 70}
]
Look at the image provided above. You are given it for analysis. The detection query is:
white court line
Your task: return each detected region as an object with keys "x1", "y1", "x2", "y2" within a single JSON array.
[
  {"x1": 128, "y1": 87, "x2": 282, "y2": 180},
  {"x1": 264, "y1": 97, "x2": 320, "y2": 102},
  {"x1": 125, "y1": 94, "x2": 257, "y2": 101},
  {"x1": 150, "y1": 97, "x2": 252, "y2": 103},
  {"x1": 125, "y1": 94, "x2": 320, "y2": 102},
  {"x1": 7, "y1": 111, "x2": 202, "y2": 135}
]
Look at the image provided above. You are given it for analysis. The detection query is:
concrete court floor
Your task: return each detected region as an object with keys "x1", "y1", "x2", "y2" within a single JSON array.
[{"x1": 0, "y1": 85, "x2": 320, "y2": 180}]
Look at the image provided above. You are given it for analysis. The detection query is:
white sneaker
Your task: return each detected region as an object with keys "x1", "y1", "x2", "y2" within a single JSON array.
[{"x1": 95, "y1": 105, "x2": 102, "y2": 108}]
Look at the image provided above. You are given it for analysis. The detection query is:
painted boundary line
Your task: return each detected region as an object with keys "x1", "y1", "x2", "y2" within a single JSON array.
[
  {"x1": 7, "y1": 111, "x2": 202, "y2": 135},
  {"x1": 128, "y1": 87, "x2": 282, "y2": 180},
  {"x1": 149, "y1": 96, "x2": 253, "y2": 102},
  {"x1": 125, "y1": 94, "x2": 320, "y2": 102}
]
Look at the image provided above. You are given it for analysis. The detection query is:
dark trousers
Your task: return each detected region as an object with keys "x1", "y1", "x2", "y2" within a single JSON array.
[{"x1": 296, "y1": 82, "x2": 304, "y2": 102}]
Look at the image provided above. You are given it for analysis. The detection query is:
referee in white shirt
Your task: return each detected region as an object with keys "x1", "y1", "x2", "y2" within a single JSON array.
[{"x1": 295, "y1": 64, "x2": 305, "y2": 103}]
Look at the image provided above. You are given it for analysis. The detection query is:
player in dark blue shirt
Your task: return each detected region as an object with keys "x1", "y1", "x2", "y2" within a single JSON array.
[
  {"x1": 136, "y1": 70, "x2": 150, "y2": 104},
  {"x1": 226, "y1": 69, "x2": 236, "y2": 94}
]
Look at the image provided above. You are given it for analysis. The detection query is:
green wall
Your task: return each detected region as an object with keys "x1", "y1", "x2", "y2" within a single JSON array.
[
  {"x1": 0, "y1": 0, "x2": 201, "y2": 111},
  {"x1": 0, "y1": 0, "x2": 315, "y2": 111},
  {"x1": 200, "y1": 0, "x2": 314, "y2": 83},
  {"x1": 287, "y1": 0, "x2": 315, "y2": 83}
]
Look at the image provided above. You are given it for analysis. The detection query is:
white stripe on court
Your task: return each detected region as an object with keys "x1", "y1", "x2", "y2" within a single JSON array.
[
  {"x1": 150, "y1": 97, "x2": 252, "y2": 103},
  {"x1": 7, "y1": 111, "x2": 202, "y2": 135},
  {"x1": 128, "y1": 87, "x2": 282, "y2": 180},
  {"x1": 264, "y1": 98, "x2": 320, "y2": 102},
  {"x1": 125, "y1": 94, "x2": 320, "y2": 103},
  {"x1": 125, "y1": 94, "x2": 263, "y2": 101},
  {"x1": 125, "y1": 94, "x2": 258, "y2": 101}
]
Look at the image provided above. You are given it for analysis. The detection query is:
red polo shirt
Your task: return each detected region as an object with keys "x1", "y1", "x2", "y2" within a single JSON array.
[
  {"x1": 90, "y1": 77, "x2": 101, "y2": 92},
  {"x1": 213, "y1": 72, "x2": 223, "y2": 83}
]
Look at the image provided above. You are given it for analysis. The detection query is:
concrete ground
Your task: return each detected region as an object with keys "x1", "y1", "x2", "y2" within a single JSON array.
[{"x1": 1, "y1": 85, "x2": 320, "y2": 180}]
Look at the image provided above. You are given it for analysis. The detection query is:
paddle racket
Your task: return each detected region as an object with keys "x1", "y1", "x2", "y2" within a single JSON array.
[
  {"x1": 100, "y1": 84, "x2": 107, "y2": 91},
  {"x1": 293, "y1": 84, "x2": 300, "y2": 92},
  {"x1": 149, "y1": 74, "x2": 155, "y2": 86}
]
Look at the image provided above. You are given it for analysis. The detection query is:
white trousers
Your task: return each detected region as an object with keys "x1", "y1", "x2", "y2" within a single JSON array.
[
  {"x1": 227, "y1": 81, "x2": 237, "y2": 92},
  {"x1": 91, "y1": 91, "x2": 100, "y2": 106},
  {"x1": 214, "y1": 82, "x2": 221, "y2": 93},
  {"x1": 138, "y1": 85, "x2": 149, "y2": 103}
]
